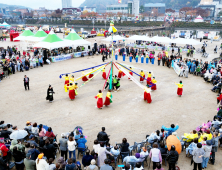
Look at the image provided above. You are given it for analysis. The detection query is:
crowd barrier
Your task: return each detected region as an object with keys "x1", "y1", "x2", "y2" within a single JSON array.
[{"x1": 50, "y1": 51, "x2": 89, "y2": 62}]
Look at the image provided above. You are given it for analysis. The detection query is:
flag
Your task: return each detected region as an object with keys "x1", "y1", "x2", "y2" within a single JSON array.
[{"x1": 118, "y1": 0, "x2": 122, "y2": 3}]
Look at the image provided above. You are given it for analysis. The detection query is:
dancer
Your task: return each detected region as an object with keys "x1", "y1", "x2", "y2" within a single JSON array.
[
  {"x1": 141, "y1": 53, "x2": 144, "y2": 63},
  {"x1": 128, "y1": 67, "x2": 133, "y2": 80},
  {"x1": 129, "y1": 53, "x2": 133, "y2": 62},
  {"x1": 123, "y1": 52, "x2": 126, "y2": 61},
  {"x1": 116, "y1": 78, "x2": 120, "y2": 91},
  {"x1": 115, "y1": 51, "x2": 118, "y2": 60},
  {"x1": 175, "y1": 81, "x2": 183, "y2": 97},
  {"x1": 70, "y1": 75, "x2": 75, "y2": 83},
  {"x1": 89, "y1": 68, "x2": 94, "y2": 79},
  {"x1": 144, "y1": 85, "x2": 152, "y2": 104},
  {"x1": 135, "y1": 53, "x2": 139, "y2": 63},
  {"x1": 63, "y1": 74, "x2": 70, "y2": 87},
  {"x1": 102, "y1": 68, "x2": 106, "y2": 79},
  {"x1": 68, "y1": 83, "x2": 75, "y2": 100},
  {"x1": 147, "y1": 72, "x2": 152, "y2": 85},
  {"x1": 145, "y1": 53, "x2": 149, "y2": 64},
  {"x1": 74, "y1": 83, "x2": 78, "y2": 97},
  {"x1": 46, "y1": 85, "x2": 55, "y2": 103},
  {"x1": 139, "y1": 70, "x2": 145, "y2": 83},
  {"x1": 95, "y1": 90, "x2": 103, "y2": 109},
  {"x1": 82, "y1": 71, "x2": 88, "y2": 82},
  {"x1": 118, "y1": 69, "x2": 123, "y2": 79},
  {"x1": 151, "y1": 77, "x2": 157, "y2": 90},
  {"x1": 104, "y1": 90, "x2": 112, "y2": 106}
]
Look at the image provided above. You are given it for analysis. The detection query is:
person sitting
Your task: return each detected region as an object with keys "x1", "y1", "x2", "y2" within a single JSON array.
[
  {"x1": 123, "y1": 153, "x2": 140, "y2": 164},
  {"x1": 66, "y1": 158, "x2": 75, "y2": 170},
  {"x1": 82, "y1": 149, "x2": 93, "y2": 167},
  {"x1": 74, "y1": 130, "x2": 80, "y2": 141},
  {"x1": 111, "y1": 146, "x2": 120, "y2": 156},
  {"x1": 147, "y1": 130, "x2": 161, "y2": 145},
  {"x1": 137, "y1": 152, "x2": 146, "y2": 162},
  {"x1": 183, "y1": 130, "x2": 198, "y2": 143},
  {"x1": 28, "y1": 144, "x2": 40, "y2": 160},
  {"x1": 45, "y1": 127, "x2": 55, "y2": 138},
  {"x1": 158, "y1": 142, "x2": 167, "y2": 155},
  {"x1": 0, "y1": 125, "x2": 12, "y2": 139},
  {"x1": 27, "y1": 135, "x2": 38, "y2": 147},
  {"x1": 198, "y1": 130, "x2": 213, "y2": 142},
  {"x1": 44, "y1": 139, "x2": 56, "y2": 160},
  {"x1": 186, "y1": 138, "x2": 198, "y2": 155},
  {"x1": 134, "y1": 162, "x2": 144, "y2": 170},
  {"x1": 162, "y1": 124, "x2": 179, "y2": 137},
  {"x1": 140, "y1": 147, "x2": 149, "y2": 157},
  {"x1": 100, "y1": 159, "x2": 112, "y2": 170},
  {"x1": 25, "y1": 143, "x2": 31, "y2": 154},
  {"x1": 31, "y1": 122, "x2": 38, "y2": 135},
  {"x1": 38, "y1": 124, "x2": 46, "y2": 137},
  {"x1": 10, "y1": 139, "x2": 25, "y2": 152},
  {"x1": 97, "y1": 127, "x2": 109, "y2": 144},
  {"x1": 86, "y1": 159, "x2": 98, "y2": 170}
]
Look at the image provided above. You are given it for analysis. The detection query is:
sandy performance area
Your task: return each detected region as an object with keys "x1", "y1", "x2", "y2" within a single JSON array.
[{"x1": 1, "y1": 36, "x2": 222, "y2": 169}]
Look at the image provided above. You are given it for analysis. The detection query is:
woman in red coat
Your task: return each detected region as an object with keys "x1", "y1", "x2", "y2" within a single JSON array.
[
  {"x1": 104, "y1": 90, "x2": 112, "y2": 106},
  {"x1": 102, "y1": 68, "x2": 106, "y2": 79},
  {"x1": 95, "y1": 90, "x2": 103, "y2": 109},
  {"x1": 45, "y1": 127, "x2": 55, "y2": 138}
]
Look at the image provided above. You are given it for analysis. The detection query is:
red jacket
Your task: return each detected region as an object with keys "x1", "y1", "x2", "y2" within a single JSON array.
[
  {"x1": 45, "y1": 132, "x2": 55, "y2": 138},
  {"x1": 0, "y1": 143, "x2": 9, "y2": 157}
]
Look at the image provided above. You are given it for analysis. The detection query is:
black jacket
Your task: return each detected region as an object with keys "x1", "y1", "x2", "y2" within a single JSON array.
[
  {"x1": 121, "y1": 143, "x2": 129, "y2": 152},
  {"x1": 13, "y1": 151, "x2": 26, "y2": 162},
  {"x1": 97, "y1": 131, "x2": 108, "y2": 142},
  {"x1": 166, "y1": 150, "x2": 179, "y2": 164}
]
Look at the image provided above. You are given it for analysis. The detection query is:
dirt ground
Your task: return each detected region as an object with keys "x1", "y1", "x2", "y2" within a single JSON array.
[{"x1": 0, "y1": 35, "x2": 222, "y2": 169}]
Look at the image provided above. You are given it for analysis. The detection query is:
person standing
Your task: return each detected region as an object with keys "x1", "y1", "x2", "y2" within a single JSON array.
[
  {"x1": 46, "y1": 85, "x2": 55, "y2": 102},
  {"x1": 166, "y1": 145, "x2": 178, "y2": 170},
  {"x1": 24, "y1": 75, "x2": 30, "y2": 90},
  {"x1": 104, "y1": 90, "x2": 112, "y2": 106},
  {"x1": 151, "y1": 77, "x2": 157, "y2": 91},
  {"x1": 192, "y1": 143, "x2": 205, "y2": 170},
  {"x1": 175, "y1": 81, "x2": 183, "y2": 97},
  {"x1": 95, "y1": 90, "x2": 103, "y2": 109},
  {"x1": 202, "y1": 140, "x2": 212, "y2": 169},
  {"x1": 149, "y1": 143, "x2": 162, "y2": 170},
  {"x1": 24, "y1": 153, "x2": 36, "y2": 170},
  {"x1": 59, "y1": 134, "x2": 68, "y2": 161},
  {"x1": 211, "y1": 132, "x2": 219, "y2": 165},
  {"x1": 67, "y1": 136, "x2": 76, "y2": 159},
  {"x1": 97, "y1": 143, "x2": 112, "y2": 167},
  {"x1": 144, "y1": 85, "x2": 152, "y2": 104},
  {"x1": 139, "y1": 70, "x2": 145, "y2": 83}
]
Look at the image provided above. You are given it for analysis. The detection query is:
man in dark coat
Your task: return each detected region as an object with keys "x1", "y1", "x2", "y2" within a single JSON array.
[
  {"x1": 166, "y1": 145, "x2": 179, "y2": 170},
  {"x1": 23, "y1": 75, "x2": 30, "y2": 90},
  {"x1": 97, "y1": 127, "x2": 109, "y2": 144}
]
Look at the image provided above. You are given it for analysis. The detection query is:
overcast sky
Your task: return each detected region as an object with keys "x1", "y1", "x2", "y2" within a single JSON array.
[{"x1": 0, "y1": 0, "x2": 85, "y2": 9}]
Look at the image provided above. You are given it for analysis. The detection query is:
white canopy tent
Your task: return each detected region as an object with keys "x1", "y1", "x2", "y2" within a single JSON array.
[
  {"x1": 194, "y1": 15, "x2": 204, "y2": 23},
  {"x1": 65, "y1": 39, "x2": 91, "y2": 47},
  {"x1": 102, "y1": 35, "x2": 125, "y2": 41},
  {"x1": 128, "y1": 35, "x2": 153, "y2": 41},
  {"x1": 150, "y1": 36, "x2": 172, "y2": 43},
  {"x1": 172, "y1": 38, "x2": 201, "y2": 45},
  {"x1": 33, "y1": 31, "x2": 73, "y2": 50}
]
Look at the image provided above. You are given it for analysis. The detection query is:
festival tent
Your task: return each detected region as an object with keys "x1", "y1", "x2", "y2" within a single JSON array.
[
  {"x1": 172, "y1": 38, "x2": 201, "y2": 45},
  {"x1": 0, "y1": 21, "x2": 11, "y2": 27},
  {"x1": 26, "y1": 28, "x2": 48, "y2": 42},
  {"x1": 14, "y1": 28, "x2": 35, "y2": 41},
  {"x1": 33, "y1": 31, "x2": 73, "y2": 50},
  {"x1": 102, "y1": 35, "x2": 125, "y2": 41},
  {"x1": 150, "y1": 36, "x2": 172, "y2": 43},
  {"x1": 128, "y1": 35, "x2": 153, "y2": 41},
  {"x1": 194, "y1": 15, "x2": 204, "y2": 23},
  {"x1": 64, "y1": 29, "x2": 91, "y2": 47}
]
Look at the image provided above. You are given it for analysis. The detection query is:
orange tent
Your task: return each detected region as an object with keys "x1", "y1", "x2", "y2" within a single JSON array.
[{"x1": 166, "y1": 135, "x2": 182, "y2": 154}]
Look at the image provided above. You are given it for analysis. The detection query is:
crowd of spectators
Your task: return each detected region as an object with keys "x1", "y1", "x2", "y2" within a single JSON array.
[{"x1": 0, "y1": 115, "x2": 221, "y2": 170}]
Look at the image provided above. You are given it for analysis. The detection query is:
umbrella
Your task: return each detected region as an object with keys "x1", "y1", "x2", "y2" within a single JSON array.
[
  {"x1": 37, "y1": 125, "x2": 53, "y2": 132},
  {"x1": 166, "y1": 135, "x2": 182, "y2": 154},
  {"x1": 10, "y1": 130, "x2": 28, "y2": 139}
]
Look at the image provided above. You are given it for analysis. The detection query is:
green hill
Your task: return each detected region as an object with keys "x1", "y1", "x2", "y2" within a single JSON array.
[{"x1": 80, "y1": 0, "x2": 200, "y2": 12}]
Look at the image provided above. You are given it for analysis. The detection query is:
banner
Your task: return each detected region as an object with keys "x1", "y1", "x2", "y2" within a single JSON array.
[
  {"x1": 74, "y1": 51, "x2": 89, "y2": 58},
  {"x1": 172, "y1": 61, "x2": 182, "y2": 75},
  {"x1": 51, "y1": 54, "x2": 73, "y2": 62}
]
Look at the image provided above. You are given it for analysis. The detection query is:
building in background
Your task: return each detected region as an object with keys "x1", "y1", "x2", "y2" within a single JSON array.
[
  {"x1": 62, "y1": 8, "x2": 81, "y2": 15},
  {"x1": 197, "y1": 0, "x2": 222, "y2": 17},
  {"x1": 62, "y1": 0, "x2": 72, "y2": 8},
  {"x1": 144, "y1": 3, "x2": 166, "y2": 14},
  {"x1": 106, "y1": 4, "x2": 128, "y2": 14},
  {"x1": 106, "y1": 0, "x2": 139, "y2": 17}
]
